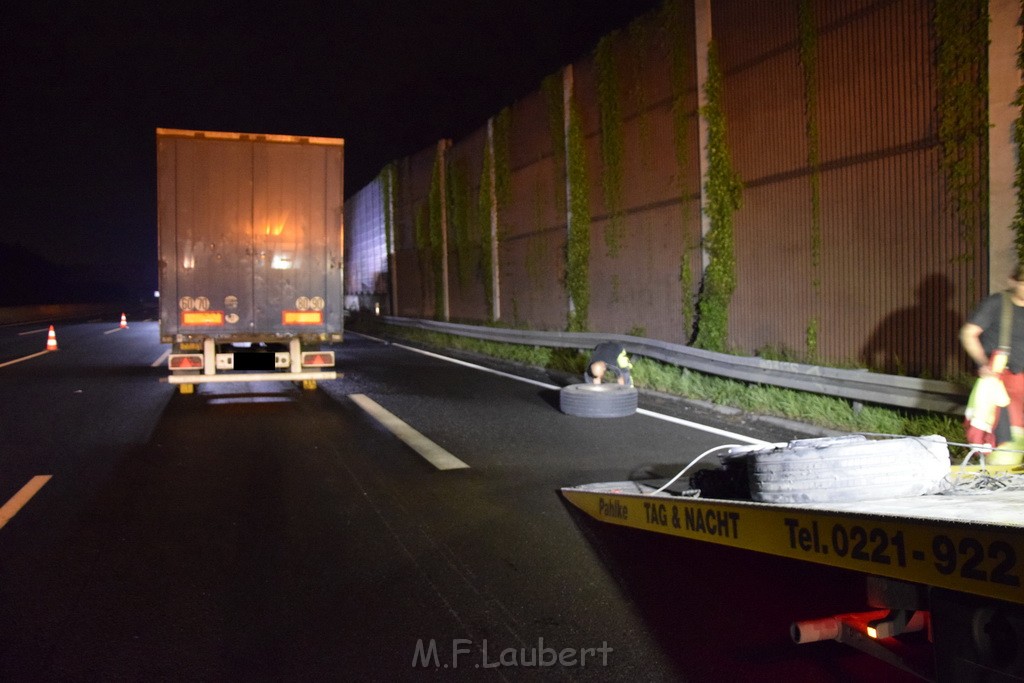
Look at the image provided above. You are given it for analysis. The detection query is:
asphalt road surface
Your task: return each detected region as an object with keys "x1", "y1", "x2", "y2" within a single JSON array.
[{"x1": 0, "y1": 315, "x2": 925, "y2": 681}]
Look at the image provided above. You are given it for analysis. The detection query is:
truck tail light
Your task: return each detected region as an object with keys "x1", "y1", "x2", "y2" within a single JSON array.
[
  {"x1": 301, "y1": 351, "x2": 335, "y2": 367},
  {"x1": 169, "y1": 354, "x2": 204, "y2": 370}
]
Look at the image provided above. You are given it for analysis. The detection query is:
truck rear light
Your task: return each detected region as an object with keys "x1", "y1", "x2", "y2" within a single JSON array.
[
  {"x1": 169, "y1": 354, "x2": 204, "y2": 370},
  {"x1": 301, "y1": 351, "x2": 335, "y2": 367}
]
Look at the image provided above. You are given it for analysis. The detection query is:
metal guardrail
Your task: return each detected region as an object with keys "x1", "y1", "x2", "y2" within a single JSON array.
[{"x1": 380, "y1": 316, "x2": 970, "y2": 415}]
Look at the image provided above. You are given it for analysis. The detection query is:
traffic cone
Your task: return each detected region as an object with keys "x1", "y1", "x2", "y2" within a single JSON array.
[
  {"x1": 120, "y1": 313, "x2": 128, "y2": 328},
  {"x1": 46, "y1": 325, "x2": 58, "y2": 351}
]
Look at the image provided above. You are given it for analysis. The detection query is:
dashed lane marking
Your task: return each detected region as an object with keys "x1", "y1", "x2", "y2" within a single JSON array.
[
  {"x1": 0, "y1": 476, "x2": 52, "y2": 531},
  {"x1": 0, "y1": 350, "x2": 52, "y2": 368},
  {"x1": 349, "y1": 393, "x2": 470, "y2": 471}
]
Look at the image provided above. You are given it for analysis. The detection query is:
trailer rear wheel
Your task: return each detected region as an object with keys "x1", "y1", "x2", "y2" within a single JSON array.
[{"x1": 559, "y1": 383, "x2": 637, "y2": 418}]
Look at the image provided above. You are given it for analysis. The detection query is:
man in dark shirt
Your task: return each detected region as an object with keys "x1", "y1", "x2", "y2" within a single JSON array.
[
  {"x1": 960, "y1": 265, "x2": 1024, "y2": 461},
  {"x1": 584, "y1": 342, "x2": 633, "y2": 387}
]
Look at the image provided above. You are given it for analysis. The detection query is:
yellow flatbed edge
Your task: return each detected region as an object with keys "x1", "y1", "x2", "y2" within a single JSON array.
[{"x1": 561, "y1": 480, "x2": 1024, "y2": 606}]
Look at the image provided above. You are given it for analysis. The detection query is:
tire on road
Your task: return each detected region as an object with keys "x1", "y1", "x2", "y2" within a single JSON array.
[
  {"x1": 559, "y1": 383, "x2": 638, "y2": 418},
  {"x1": 744, "y1": 435, "x2": 950, "y2": 504}
]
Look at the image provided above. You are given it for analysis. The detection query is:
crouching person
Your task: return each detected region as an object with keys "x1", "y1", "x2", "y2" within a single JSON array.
[{"x1": 584, "y1": 342, "x2": 633, "y2": 387}]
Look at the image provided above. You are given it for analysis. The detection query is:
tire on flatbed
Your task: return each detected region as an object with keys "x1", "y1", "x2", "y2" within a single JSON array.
[
  {"x1": 744, "y1": 434, "x2": 950, "y2": 503},
  {"x1": 559, "y1": 383, "x2": 638, "y2": 418}
]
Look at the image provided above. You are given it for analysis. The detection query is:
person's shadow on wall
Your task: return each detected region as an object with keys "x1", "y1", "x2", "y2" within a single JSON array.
[{"x1": 860, "y1": 273, "x2": 963, "y2": 378}]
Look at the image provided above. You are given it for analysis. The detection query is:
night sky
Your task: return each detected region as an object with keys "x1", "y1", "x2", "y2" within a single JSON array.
[{"x1": 0, "y1": 0, "x2": 661, "y2": 304}]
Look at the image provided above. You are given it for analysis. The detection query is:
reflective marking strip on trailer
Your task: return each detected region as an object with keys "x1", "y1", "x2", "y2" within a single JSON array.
[
  {"x1": 0, "y1": 475, "x2": 52, "y2": 530},
  {"x1": 282, "y1": 310, "x2": 323, "y2": 325},
  {"x1": 165, "y1": 371, "x2": 335, "y2": 384},
  {"x1": 181, "y1": 311, "x2": 224, "y2": 326},
  {"x1": 349, "y1": 393, "x2": 470, "y2": 471},
  {"x1": 560, "y1": 486, "x2": 1024, "y2": 606}
]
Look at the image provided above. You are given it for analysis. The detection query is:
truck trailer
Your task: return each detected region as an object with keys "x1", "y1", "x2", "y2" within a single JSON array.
[{"x1": 156, "y1": 128, "x2": 344, "y2": 393}]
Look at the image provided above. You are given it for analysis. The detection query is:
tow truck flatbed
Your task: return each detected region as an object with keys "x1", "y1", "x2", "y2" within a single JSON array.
[{"x1": 561, "y1": 476, "x2": 1024, "y2": 606}]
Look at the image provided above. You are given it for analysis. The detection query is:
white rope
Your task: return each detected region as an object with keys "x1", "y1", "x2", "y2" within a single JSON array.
[{"x1": 645, "y1": 444, "x2": 745, "y2": 496}]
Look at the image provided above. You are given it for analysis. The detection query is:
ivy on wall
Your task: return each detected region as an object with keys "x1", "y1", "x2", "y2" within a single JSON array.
[
  {"x1": 596, "y1": 32, "x2": 625, "y2": 257},
  {"x1": 566, "y1": 102, "x2": 591, "y2": 332},
  {"x1": 378, "y1": 162, "x2": 398, "y2": 314},
  {"x1": 798, "y1": 0, "x2": 822, "y2": 286},
  {"x1": 661, "y1": 0, "x2": 696, "y2": 340},
  {"x1": 380, "y1": 162, "x2": 396, "y2": 256},
  {"x1": 449, "y1": 160, "x2": 472, "y2": 289},
  {"x1": 476, "y1": 107, "x2": 511, "y2": 322},
  {"x1": 629, "y1": 17, "x2": 653, "y2": 172},
  {"x1": 414, "y1": 202, "x2": 431, "y2": 311},
  {"x1": 1013, "y1": 0, "x2": 1024, "y2": 262},
  {"x1": 679, "y1": 247, "x2": 694, "y2": 335},
  {"x1": 543, "y1": 71, "x2": 591, "y2": 331},
  {"x1": 798, "y1": 0, "x2": 821, "y2": 358},
  {"x1": 428, "y1": 147, "x2": 446, "y2": 319},
  {"x1": 542, "y1": 73, "x2": 567, "y2": 215},
  {"x1": 935, "y1": 0, "x2": 989, "y2": 272},
  {"x1": 694, "y1": 41, "x2": 742, "y2": 352},
  {"x1": 805, "y1": 316, "x2": 819, "y2": 363},
  {"x1": 494, "y1": 107, "x2": 512, "y2": 208},
  {"x1": 478, "y1": 127, "x2": 497, "y2": 319}
]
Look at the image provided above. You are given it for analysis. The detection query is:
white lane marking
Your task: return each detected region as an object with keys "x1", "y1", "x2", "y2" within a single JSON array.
[
  {"x1": 389, "y1": 340, "x2": 558, "y2": 389},
  {"x1": 0, "y1": 475, "x2": 52, "y2": 530},
  {"x1": 0, "y1": 350, "x2": 51, "y2": 368},
  {"x1": 635, "y1": 409, "x2": 769, "y2": 445},
  {"x1": 151, "y1": 349, "x2": 171, "y2": 367},
  {"x1": 349, "y1": 393, "x2": 470, "y2": 471},
  {"x1": 103, "y1": 327, "x2": 123, "y2": 335},
  {"x1": 17, "y1": 328, "x2": 48, "y2": 336},
  {"x1": 355, "y1": 332, "x2": 769, "y2": 445}
]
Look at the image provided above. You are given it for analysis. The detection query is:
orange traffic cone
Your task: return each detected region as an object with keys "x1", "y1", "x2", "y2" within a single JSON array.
[
  {"x1": 46, "y1": 325, "x2": 58, "y2": 351},
  {"x1": 120, "y1": 313, "x2": 128, "y2": 328}
]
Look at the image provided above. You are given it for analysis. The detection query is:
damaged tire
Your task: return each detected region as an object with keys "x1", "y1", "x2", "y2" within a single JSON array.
[
  {"x1": 743, "y1": 435, "x2": 950, "y2": 504},
  {"x1": 559, "y1": 383, "x2": 638, "y2": 418}
]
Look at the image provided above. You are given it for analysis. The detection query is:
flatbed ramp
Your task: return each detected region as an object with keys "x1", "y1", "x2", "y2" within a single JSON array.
[{"x1": 560, "y1": 481, "x2": 1024, "y2": 606}]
